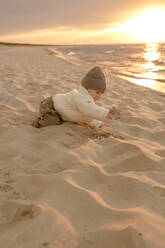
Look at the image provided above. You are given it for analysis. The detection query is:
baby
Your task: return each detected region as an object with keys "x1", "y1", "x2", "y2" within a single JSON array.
[{"x1": 32, "y1": 66, "x2": 120, "y2": 129}]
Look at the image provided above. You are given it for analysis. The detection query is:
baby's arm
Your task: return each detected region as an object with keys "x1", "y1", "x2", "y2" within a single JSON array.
[
  {"x1": 77, "y1": 107, "x2": 120, "y2": 128},
  {"x1": 73, "y1": 93, "x2": 109, "y2": 121}
]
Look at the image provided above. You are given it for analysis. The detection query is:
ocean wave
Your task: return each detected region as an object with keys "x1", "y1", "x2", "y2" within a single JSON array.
[
  {"x1": 112, "y1": 71, "x2": 165, "y2": 83},
  {"x1": 105, "y1": 50, "x2": 113, "y2": 54},
  {"x1": 46, "y1": 48, "x2": 81, "y2": 66},
  {"x1": 154, "y1": 60, "x2": 165, "y2": 66},
  {"x1": 67, "y1": 51, "x2": 76, "y2": 56}
]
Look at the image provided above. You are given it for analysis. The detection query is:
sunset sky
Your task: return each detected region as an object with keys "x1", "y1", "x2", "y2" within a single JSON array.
[{"x1": 1, "y1": 0, "x2": 165, "y2": 44}]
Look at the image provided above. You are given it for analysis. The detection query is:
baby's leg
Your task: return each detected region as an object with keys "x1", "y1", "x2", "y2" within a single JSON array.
[
  {"x1": 32, "y1": 97, "x2": 63, "y2": 128},
  {"x1": 32, "y1": 114, "x2": 62, "y2": 128},
  {"x1": 39, "y1": 97, "x2": 54, "y2": 116}
]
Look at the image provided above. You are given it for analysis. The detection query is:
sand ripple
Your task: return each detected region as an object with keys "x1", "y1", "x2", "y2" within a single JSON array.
[{"x1": 0, "y1": 46, "x2": 165, "y2": 248}]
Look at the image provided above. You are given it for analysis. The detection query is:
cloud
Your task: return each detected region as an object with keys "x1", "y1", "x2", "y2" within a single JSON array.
[{"x1": 0, "y1": 0, "x2": 165, "y2": 35}]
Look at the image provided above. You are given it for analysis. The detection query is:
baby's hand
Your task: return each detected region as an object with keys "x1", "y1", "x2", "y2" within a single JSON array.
[
  {"x1": 90, "y1": 120, "x2": 103, "y2": 129},
  {"x1": 107, "y1": 113, "x2": 113, "y2": 120},
  {"x1": 107, "y1": 106, "x2": 120, "y2": 120}
]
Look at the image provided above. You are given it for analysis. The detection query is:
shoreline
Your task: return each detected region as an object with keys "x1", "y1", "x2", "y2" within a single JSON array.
[{"x1": 1, "y1": 43, "x2": 165, "y2": 94}]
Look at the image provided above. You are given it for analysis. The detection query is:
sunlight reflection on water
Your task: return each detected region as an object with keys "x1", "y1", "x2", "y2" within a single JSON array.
[{"x1": 130, "y1": 43, "x2": 165, "y2": 92}]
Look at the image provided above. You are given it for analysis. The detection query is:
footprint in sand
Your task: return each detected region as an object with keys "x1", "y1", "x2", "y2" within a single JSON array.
[
  {"x1": 0, "y1": 201, "x2": 41, "y2": 224},
  {"x1": 0, "y1": 183, "x2": 12, "y2": 192}
]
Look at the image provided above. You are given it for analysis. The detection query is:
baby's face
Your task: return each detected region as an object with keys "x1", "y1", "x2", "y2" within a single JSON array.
[{"x1": 87, "y1": 89, "x2": 103, "y2": 101}]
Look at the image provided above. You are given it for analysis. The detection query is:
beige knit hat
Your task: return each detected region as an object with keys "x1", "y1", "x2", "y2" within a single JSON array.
[{"x1": 81, "y1": 66, "x2": 106, "y2": 93}]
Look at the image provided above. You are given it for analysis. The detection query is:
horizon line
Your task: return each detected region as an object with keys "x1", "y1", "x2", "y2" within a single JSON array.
[{"x1": 0, "y1": 41, "x2": 165, "y2": 47}]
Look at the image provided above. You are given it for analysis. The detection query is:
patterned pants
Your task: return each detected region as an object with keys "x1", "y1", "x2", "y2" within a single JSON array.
[{"x1": 32, "y1": 97, "x2": 63, "y2": 128}]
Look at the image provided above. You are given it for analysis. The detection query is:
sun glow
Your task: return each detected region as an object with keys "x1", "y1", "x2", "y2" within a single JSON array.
[{"x1": 118, "y1": 8, "x2": 165, "y2": 43}]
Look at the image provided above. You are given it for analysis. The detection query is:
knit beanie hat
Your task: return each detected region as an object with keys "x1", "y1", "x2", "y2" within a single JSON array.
[{"x1": 81, "y1": 66, "x2": 106, "y2": 93}]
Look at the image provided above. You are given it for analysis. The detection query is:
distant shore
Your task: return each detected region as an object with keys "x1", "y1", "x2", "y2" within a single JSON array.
[{"x1": 0, "y1": 41, "x2": 55, "y2": 46}]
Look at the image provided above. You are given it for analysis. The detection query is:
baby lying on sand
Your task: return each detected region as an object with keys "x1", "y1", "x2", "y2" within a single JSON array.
[{"x1": 32, "y1": 66, "x2": 120, "y2": 129}]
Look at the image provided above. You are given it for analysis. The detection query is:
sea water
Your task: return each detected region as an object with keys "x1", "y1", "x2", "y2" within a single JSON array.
[{"x1": 51, "y1": 43, "x2": 165, "y2": 93}]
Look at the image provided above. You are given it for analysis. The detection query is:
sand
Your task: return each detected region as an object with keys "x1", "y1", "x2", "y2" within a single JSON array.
[{"x1": 0, "y1": 45, "x2": 165, "y2": 248}]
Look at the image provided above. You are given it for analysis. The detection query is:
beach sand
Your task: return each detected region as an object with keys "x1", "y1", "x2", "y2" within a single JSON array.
[{"x1": 0, "y1": 45, "x2": 165, "y2": 248}]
